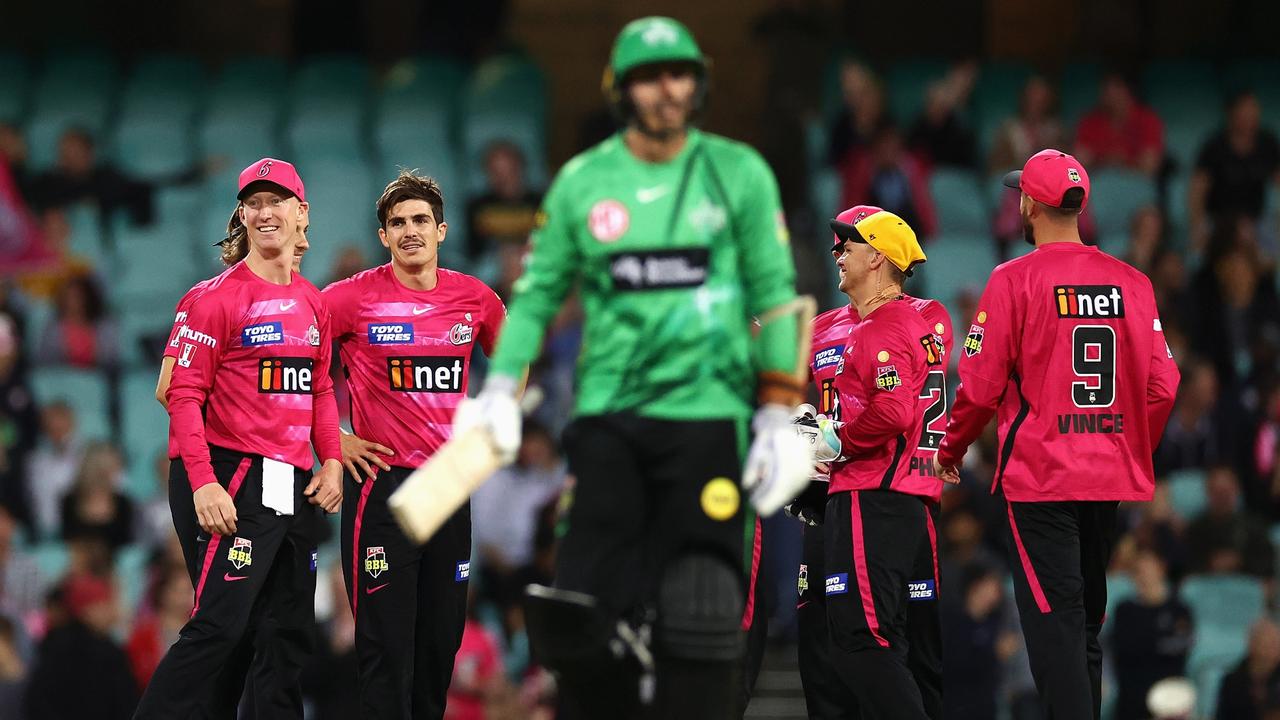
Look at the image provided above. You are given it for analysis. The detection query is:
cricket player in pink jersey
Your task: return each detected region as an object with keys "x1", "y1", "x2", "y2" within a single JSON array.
[
  {"x1": 135, "y1": 158, "x2": 343, "y2": 719},
  {"x1": 152, "y1": 204, "x2": 311, "y2": 719},
  {"x1": 322, "y1": 171, "x2": 506, "y2": 719}
]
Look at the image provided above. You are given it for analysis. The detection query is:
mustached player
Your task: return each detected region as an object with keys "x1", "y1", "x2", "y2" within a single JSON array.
[
  {"x1": 322, "y1": 171, "x2": 506, "y2": 718},
  {"x1": 452, "y1": 16, "x2": 811, "y2": 720}
]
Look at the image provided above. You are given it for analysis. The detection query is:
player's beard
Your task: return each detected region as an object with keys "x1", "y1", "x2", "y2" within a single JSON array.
[
  {"x1": 1021, "y1": 210, "x2": 1036, "y2": 246},
  {"x1": 635, "y1": 100, "x2": 691, "y2": 140}
]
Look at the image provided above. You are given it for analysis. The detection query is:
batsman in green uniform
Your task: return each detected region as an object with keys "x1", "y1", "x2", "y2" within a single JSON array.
[{"x1": 454, "y1": 16, "x2": 811, "y2": 719}]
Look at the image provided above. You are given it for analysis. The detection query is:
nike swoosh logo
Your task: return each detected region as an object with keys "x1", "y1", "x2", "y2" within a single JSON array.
[
  {"x1": 224, "y1": 573, "x2": 249, "y2": 582},
  {"x1": 412, "y1": 306, "x2": 431, "y2": 315},
  {"x1": 279, "y1": 301, "x2": 297, "y2": 312},
  {"x1": 366, "y1": 583, "x2": 390, "y2": 595},
  {"x1": 636, "y1": 186, "x2": 670, "y2": 203}
]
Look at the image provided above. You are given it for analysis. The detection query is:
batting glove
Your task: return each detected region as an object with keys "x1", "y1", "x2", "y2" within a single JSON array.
[
  {"x1": 743, "y1": 403, "x2": 814, "y2": 516},
  {"x1": 453, "y1": 374, "x2": 522, "y2": 465}
]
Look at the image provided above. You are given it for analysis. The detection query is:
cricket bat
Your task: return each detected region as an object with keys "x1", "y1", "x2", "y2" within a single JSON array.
[{"x1": 390, "y1": 426, "x2": 503, "y2": 544}]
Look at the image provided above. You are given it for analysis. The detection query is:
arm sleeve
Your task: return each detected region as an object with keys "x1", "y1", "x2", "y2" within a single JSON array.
[
  {"x1": 478, "y1": 283, "x2": 507, "y2": 357},
  {"x1": 837, "y1": 324, "x2": 921, "y2": 455},
  {"x1": 734, "y1": 150, "x2": 800, "y2": 379},
  {"x1": 320, "y1": 281, "x2": 355, "y2": 339},
  {"x1": 162, "y1": 290, "x2": 196, "y2": 359},
  {"x1": 487, "y1": 178, "x2": 580, "y2": 380},
  {"x1": 1145, "y1": 313, "x2": 1181, "y2": 450},
  {"x1": 310, "y1": 303, "x2": 341, "y2": 464},
  {"x1": 166, "y1": 299, "x2": 227, "y2": 491},
  {"x1": 938, "y1": 271, "x2": 1019, "y2": 467}
]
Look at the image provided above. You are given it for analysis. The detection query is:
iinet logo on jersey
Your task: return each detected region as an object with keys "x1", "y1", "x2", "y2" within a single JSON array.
[
  {"x1": 258, "y1": 358, "x2": 313, "y2": 394},
  {"x1": 1054, "y1": 286, "x2": 1125, "y2": 318}
]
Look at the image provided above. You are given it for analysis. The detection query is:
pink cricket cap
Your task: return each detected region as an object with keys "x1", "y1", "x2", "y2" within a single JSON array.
[
  {"x1": 1002, "y1": 149, "x2": 1089, "y2": 210},
  {"x1": 828, "y1": 204, "x2": 884, "y2": 250},
  {"x1": 237, "y1": 158, "x2": 306, "y2": 203}
]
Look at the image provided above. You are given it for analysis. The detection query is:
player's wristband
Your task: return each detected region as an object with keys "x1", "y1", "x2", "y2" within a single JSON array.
[{"x1": 757, "y1": 371, "x2": 804, "y2": 408}]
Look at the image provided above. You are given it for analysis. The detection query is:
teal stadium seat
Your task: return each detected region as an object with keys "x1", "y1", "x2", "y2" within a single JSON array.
[
  {"x1": 296, "y1": 158, "x2": 379, "y2": 284},
  {"x1": 1181, "y1": 574, "x2": 1265, "y2": 717},
  {"x1": 1142, "y1": 59, "x2": 1221, "y2": 132},
  {"x1": 1059, "y1": 61, "x2": 1102, "y2": 129},
  {"x1": 121, "y1": 369, "x2": 170, "y2": 499},
  {"x1": 30, "y1": 542, "x2": 70, "y2": 588},
  {"x1": 918, "y1": 233, "x2": 997, "y2": 312},
  {"x1": 884, "y1": 59, "x2": 948, "y2": 128},
  {"x1": 930, "y1": 168, "x2": 989, "y2": 235},
  {"x1": 1165, "y1": 468, "x2": 1207, "y2": 520},
  {"x1": 116, "y1": 544, "x2": 150, "y2": 613},
  {"x1": 286, "y1": 55, "x2": 370, "y2": 162},
  {"x1": 64, "y1": 203, "x2": 109, "y2": 269},
  {"x1": 1104, "y1": 572, "x2": 1137, "y2": 621},
  {"x1": 1164, "y1": 120, "x2": 1212, "y2": 174},
  {"x1": 1087, "y1": 170, "x2": 1156, "y2": 235},
  {"x1": 0, "y1": 51, "x2": 30, "y2": 122},
  {"x1": 199, "y1": 57, "x2": 289, "y2": 165},
  {"x1": 25, "y1": 49, "x2": 118, "y2": 169},
  {"x1": 30, "y1": 367, "x2": 111, "y2": 441},
  {"x1": 460, "y1": 54, "x2": 548, "y2": 193},
  {"x1": 1225, "y1": 58, "x2": 1280, "y2": 135},
  {"x1": 973, "y1": 62, "x2": 1033, "y2": 157},
  {"x1": 109, "y1": 215, "x2": 200, "y2": 313}
]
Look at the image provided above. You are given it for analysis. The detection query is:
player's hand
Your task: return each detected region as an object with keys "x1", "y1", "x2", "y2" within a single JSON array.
[
  {"x1": 453, "y1": 375, "x2": 521, "y2": 465},
  {"x1": 784, "y1": 477, "x2": 830, "y2": 527},
  {"x1": 791, "y1": 405, "x2": 845, "y2": 464},
  {"x1": 341, "y1": 431, "x2": 393, "y2": 483},
  {"x1": 305, "y1": 459, "x2": 343, "y2": 513},
  {"x1": 933, "y1": 455, "x2": 962, "y2": 485},
  {"x1": 194, "y1": 483, "x2": 237, "y2": 536},
  {"x1": 743, "y1": 403, "x2": 814, "y2": 516}
]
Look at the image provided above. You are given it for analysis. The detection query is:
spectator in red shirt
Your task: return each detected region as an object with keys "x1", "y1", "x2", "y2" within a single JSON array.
[
  {"x1": 125, "y1": 564, "x2": 194, "y2": 689},
  {"x1": 35, "y1": 275, "x2": 118, "y2": 369},
  {"x1": 1073, "y1": 73, "x2": 1165, "y2": 177},
  {"x1": 445, "y1": 605, "x2": 506, "y2": 720},
  {"x1": 839, "y1": 125, "x2": 938, "y2": 239}
]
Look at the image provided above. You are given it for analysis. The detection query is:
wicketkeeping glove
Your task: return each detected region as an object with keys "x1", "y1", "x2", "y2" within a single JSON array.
[
  {"x1": 791, "y1": 405, "x2": 845, "y2": 464},
  {"x1": 452, "y1": 374, "x2": 522, "y2": 465},
  {"x1": 742, "y1": 403, "x2": 814, "y2": 516}
]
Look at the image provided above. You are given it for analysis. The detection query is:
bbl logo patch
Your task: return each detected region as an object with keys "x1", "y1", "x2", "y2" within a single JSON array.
[
  {"x1": 228, "y1": 537, "x2": 253, "y2": 569},
  {"x1": 455, "y1": 561, "x2": 470, "y2": 582},
  {"x1": 825, "y1": 573, "x2": 849, "y2": 596},
  {"x1": 964, "y1": 324, "x2": 985, "y2": 357},
  {"x1": 876, "y1": 365, "x2": 902, "y2": 391},
  {"x1": 365, "y1": 547, "x2": 389, "y2": 578},
  {"x1": 797, "y1": 564, "x2": 809, "y2": 596}
]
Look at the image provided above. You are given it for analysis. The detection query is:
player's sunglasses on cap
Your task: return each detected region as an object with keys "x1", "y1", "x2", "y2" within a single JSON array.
[
  {"x1": 828, "y1": 210, "x2": 926, "y2": 276},
  {"x1": 1002, "y1": 148, "x2": 1090, "y2": 211},
  {"x1": 829, "y1": 204, "x2": 883, "y2": 251},
  {"x1": 237, "y1": 157, "x2": 307, "y2": 203}
]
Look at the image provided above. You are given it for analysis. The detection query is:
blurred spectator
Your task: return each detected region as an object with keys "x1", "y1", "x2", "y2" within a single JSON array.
[
  {"x1": 60, "y1": 441, "x2": 134, "y2": 554},
  {"x1": 1185, "y1": 465, "x2": 1274, "y2": 578},
  {"x1": 988, "y1": 75, "x2": 1066, "y2": 175},
  {"x1": 24, "y1": 127, "x2": 210, "y2": 226},
  {"x1": 1124, "y1": 206, "x2": 1169, "y2": 275},
  {"x1": 1188, "y1": 91, "x2": 1280, "y2": 253},
  {"x1": 446, "y1": 594, "x2": 507, "y2": 719},
  {"x1": 827, "y1": 60, "x2": 889, "y2": 167},
  {"x1": 0, "y1": 616, "x2": 26, "y2": 720},
  {"x1": 26, "y1": 401, "x2": 83, "y2": 538},
  {"x1": 838, "y1": 124, "x2": 937, "y2": 238},
  {"x1": 0, "y1": 123, "x2": 51, "y2": 281},
  {"x1": 1073, "y1": 72, "x2": 1165, "y2": 176},
  {"x1": 1124, "y1": 485, "x2": 1190, "y2": 580},
  {"x1": 1111, "y1": 549, "x2": 1194, "y2": 720},
  {"x1": 24, "y1": 574, "x2": 138, "y2": 719},
  {"x1": 465, "y1": 141, "x2": 543, "y2": 262},
  {"x1": 135, "y1": 451, "x2": 172, "y2": 550},
  {"x1": 1186, "y1": 224, "x2": 1280, "y2": 387},
  {"x1": 1155, "y1": 359, "x2": 1246, "y2": 477},
  {"x1": 301, "y1": 566, "x2": 358, "y2": 720},
  {"x1": 937, "y1": 506, "x2": 1001, "y2": 612},
  {"x1": 908, "y1": 60, "x2": 978, "y2": 170},
  {"x1": 491, "y1": 242, "x2": 528, "y2": 303},
  {"x1": 35, "y1": 274, "x2": 118, "y2": 368},
  {"x1": 14, "y1": 207, "x2": 97, "y2": 302},
  {"x1": 0, "y1": 505, "x2": 41, "y2": 622},
  {"x1": 942, "y1": 563, "x2": 1017, "y2": 719},
  {"x1": 124, "y1": 563, "x2": 192, "y2": 689},
  {"x1": 0, "y1": 314, "x2": 37, "y2": 528},
  {"x1": 1217, "y1": 618, "x2": 1280, "y2": 719},
  {"x1": 472, "y1": 420, "x2": 564, "y2": 611},
  {"x1": 326, "y1": 245, "x2": 370, "y2": 286},
  {"x1": 1256, "y1": 385, "x2": 1280, "y2": 498}
]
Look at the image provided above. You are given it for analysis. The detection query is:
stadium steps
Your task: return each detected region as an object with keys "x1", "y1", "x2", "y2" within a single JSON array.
[{"x1": 744, "y1": 643, "x2": 807, "y2": 719}]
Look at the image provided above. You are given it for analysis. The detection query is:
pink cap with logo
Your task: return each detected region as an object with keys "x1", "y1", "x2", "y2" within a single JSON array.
[
  {"x1": 828, "y1": 204, "x2": 884, "y2": 250},
  {"x1": 237, "y1": 158, "x2": 306, "y2": 203},
  {"x1": 1002, "y1": 149, "x2": 1089, "y2": 210}
]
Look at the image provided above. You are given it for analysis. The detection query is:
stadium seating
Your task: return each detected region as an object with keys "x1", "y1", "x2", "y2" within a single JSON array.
[
  {"x1": 884, "y1": 59, "x2": 948, "y2": 127},
  {"x1": 120, "y1": 369, "x2": 168, "y2": 500},
  {"x1": 108, "y1": 215, "x2": 202, "y2": 314},
  {"x1": 1166, "y1": 468, "x2": 1208, "y2": 520},
  {"x1": 286, "y1": 54, "x2": 372, "y2": 163},
  {"x1": 25, "y1": 49, "x2": 119, "y2": 169},
  {"x1": 1058, "y1": 61, "x2": 1102, "y2": 128},
  {"x1": 973, "y1": 61, "x2": 1033, "y2": 156},
  {"x1": 29, "y1": 366, "x2": 112, "y2": 441},
  {"x1": 0, "y1": 51, "x2": 29, "y2": 122},
  {"x1": 1181, "y1": 574, "x2": 1265, "y2": 717},
  {"x1": 1087, "y1": 170, "x2": 1156, "y2": 234},
  {"x1": 919, "y1": 233, "x2": 998, "y2": 311},
  {"x1": 929, "y1": 169, "x2": 989, "y2": 235}
]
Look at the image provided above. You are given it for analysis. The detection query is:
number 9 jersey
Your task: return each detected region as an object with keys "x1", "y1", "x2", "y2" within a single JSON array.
[{"x1": 938, "y1": 242, "x2": 1181, "y2": 502}]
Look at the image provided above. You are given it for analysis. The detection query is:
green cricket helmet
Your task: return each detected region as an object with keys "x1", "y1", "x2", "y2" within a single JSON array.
[{"x1": 603, "y1": 17, "x2": 709, "y2": 121}]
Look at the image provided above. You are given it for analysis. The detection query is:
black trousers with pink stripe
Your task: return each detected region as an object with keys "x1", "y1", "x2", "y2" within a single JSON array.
[
  {"x1": 822, "y1": 490, "x2": 932, "y2": 720},
  {"x1": 136, "y1": 446, "x2": 321, "y2": 720},
  {"x1": 340, "y1": 466, "x2": 471, "y2": 720},
  {"x1": 1004, "y1": 499, "x2": 1118, "y2": 720}
]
